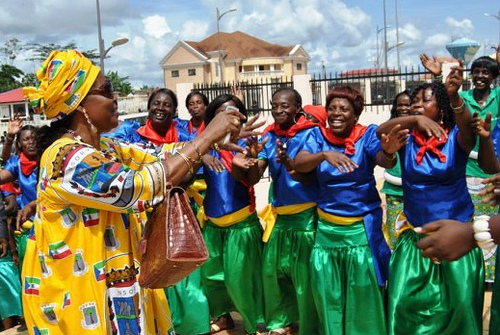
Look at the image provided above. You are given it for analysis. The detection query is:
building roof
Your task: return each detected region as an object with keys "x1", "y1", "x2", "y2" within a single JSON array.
[
  {"x1": 185, "y1": 31, "x2": 300, "y2": 60},
  {"x1": 0, "y1": 87, "x2": 24, "y2": 104}
]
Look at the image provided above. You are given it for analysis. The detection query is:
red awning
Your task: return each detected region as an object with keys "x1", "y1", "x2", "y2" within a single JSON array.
[{"x1": 0, "y1": 88, "x2": 24, "y2": 104}]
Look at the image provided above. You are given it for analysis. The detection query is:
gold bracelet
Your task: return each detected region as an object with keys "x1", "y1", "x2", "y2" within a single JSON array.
[
  {"x1": 451, "y1": 99, "x2": 465, "y2": 114},
  {"x1": 188, "y1": 141, "x2": 203, "y2": 164},
  {"x1": 176, "y1": 151, "x2": 194, "y2": 174}
]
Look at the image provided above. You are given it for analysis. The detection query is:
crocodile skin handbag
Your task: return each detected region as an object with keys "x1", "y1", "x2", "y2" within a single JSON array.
[{"x1": 139, "y1": 174, "x2": 208, "y2": 289}]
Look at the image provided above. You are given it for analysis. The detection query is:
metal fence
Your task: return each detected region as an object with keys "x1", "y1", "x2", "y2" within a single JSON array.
[
  {"x1": 194, "y1": 78, "x2": 293, "y2": 118},
  {"x1": 194, "y1": 66, "x2": 475, "y2": 117}
]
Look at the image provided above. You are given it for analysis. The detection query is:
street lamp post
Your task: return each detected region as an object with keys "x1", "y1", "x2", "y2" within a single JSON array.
[
  {"x1": 484, "y1": 10, "x2": 500, "y2": 45},
  {"x1": 96, "y1": 0, "x2": 129, "y2": 74},
  {"x1": 383, "y1": 0, "x2": 389, "y2": 72},
  {"x1": 376, "y1": 24, "x2": 390, "y2": 68},
  {"x1": 216, "y1": 7, "x2": 236, "y2": 83}
]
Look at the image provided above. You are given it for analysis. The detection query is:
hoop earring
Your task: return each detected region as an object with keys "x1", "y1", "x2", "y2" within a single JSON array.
[{"x1": 81, "y1": 107, "x2": 98, "y2": 134}]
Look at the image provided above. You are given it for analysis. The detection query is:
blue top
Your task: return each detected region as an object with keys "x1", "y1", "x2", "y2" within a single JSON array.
[
  {"x1": 289, "y1": 124, "x2": 389, "y2": 285},
  {"x1": 258, "y1": 130, "x2": 317, "y2": 207},
  {"x1": 290, "y1": 125, "x2": 382, "y2": 215},
  {"x1": 4, "y1": 155, "x2": 38, "y2": 209},
  {"x1": 401, "y1": 125, "x2": 473, "y2": 226},
  {"x1": 203, "y1": 148, "x2": 253, "y2": 218},
  {"x1": 102, "y1": 120, "x2": 143, "y2": 143}
]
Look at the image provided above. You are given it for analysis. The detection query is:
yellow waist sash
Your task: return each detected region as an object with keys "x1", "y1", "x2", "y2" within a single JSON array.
[
  {"x1": 259, "y1": 202, "x2": 316, "y2": 242},
  {"x1": 186, "y1": 180, "x2": 207, "y2": 227},
  {"x1": 317, "y1": 208, "x2": 363, "y2": 225},
  {"x1": 207, "y1": 205, "x2": 253, "y2": 227}
]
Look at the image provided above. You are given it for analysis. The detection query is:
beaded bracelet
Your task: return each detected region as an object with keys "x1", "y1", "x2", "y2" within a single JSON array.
[
  {"x1": 473, "y1": 215, "x2": 496, "y2": 250},
  {"x1": 450, "y1": 99, "x2": 465, "y2": 114}
]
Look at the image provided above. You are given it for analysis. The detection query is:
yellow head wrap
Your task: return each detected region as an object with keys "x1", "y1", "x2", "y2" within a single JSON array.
[{"x1": 23, "y1": 49, "x2": 100, "y2": 120}]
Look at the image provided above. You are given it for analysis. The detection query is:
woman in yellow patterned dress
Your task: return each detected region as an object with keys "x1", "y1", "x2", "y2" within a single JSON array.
[{"x1": 21, "y1": 50, "x2": 245, "y2": 335}]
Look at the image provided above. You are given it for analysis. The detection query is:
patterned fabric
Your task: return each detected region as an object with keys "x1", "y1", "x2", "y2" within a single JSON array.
[
  {"x1": 383, "y1": 194, "x2": 404, "y2": 250},
  {"x1": 461, "y1": 87, "x2": 500, "y2": 178},
  {"x1": 23, "y1": 50, "x2": 100, "y2": 120},
  {"x1": 22, "y1": 137, "x2": 174, "y2": 335}
]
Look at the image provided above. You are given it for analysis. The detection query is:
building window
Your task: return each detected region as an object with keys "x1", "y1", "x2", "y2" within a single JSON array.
[
  {"x1": 188, "y1": 69, "x2": 196, "y2": 76},
  {"x1": 171, "y1": 70, "x2": 179, "y2": 77},
  {"x1": 296, "y1": 63, "x2": 302, "y2": 71},
  {"x1": 258, "y1": 65, "x2": 265, "y2": 71}
]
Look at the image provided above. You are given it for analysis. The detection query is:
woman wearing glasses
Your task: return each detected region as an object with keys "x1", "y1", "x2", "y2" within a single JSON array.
[{"x1": 21, "y1": 50, "x2": 246, "y2": 335}]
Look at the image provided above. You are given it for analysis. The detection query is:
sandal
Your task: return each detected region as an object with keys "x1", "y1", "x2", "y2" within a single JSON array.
[{"x1": 210, "y1": 314, "x2": 235, "y2": 334}]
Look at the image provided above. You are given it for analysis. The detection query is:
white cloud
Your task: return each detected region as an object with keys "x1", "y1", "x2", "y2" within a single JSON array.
[
  {"x1": 446, "y1": 17, "x2": 474, "y2": 39},
  {"x1": 179, "y1": 20, "x2": 210, "y2": 40},
  {"x1": 143, "y1": 15, "x2": 172, "y2": 39},
  {"x1": 425, "y1": 34, "x2": 451, "y2": 48}
]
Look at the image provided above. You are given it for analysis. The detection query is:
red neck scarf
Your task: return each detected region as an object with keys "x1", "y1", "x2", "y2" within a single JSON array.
[
  {"x1": 263, "y1": 114, "x2": 317, "y2": 138},
  {"x1": 137, "y1": 119, "x2": 179, "y2": 145},
  {"x1": 218, "y1": 150, "x2": 256, "y2": 213},
  {"x1": 320, "y1": 123, "x2": 367, "y2": 155},
  {"x1": 20, "y1": 152, "x2": 38, "y2": 176},
  {"x1": 412, "y1": 129, "x2": 448, "y2": 165},
  {"x1": 188, "y1": 120, "x2": 205, "y2": 136}
]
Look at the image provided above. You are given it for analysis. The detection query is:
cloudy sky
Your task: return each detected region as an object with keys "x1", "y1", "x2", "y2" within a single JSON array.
[{"x1": 0, "y1": 0, "x2": 498, "y2": 88}]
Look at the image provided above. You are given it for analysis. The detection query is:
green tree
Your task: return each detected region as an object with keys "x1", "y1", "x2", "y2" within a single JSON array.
[
  {"x1": 21, "y1": 72, "x2": 38, "y2": 87},
  {"x1": 0, "y1": 38, "x2": 25, "y2": 65},
  {"x1": 107, "y1": 71, "x2": 133, "y2": 96},
  {"x1": 0, "y1": 64, "x2": 24, "y2": 92},
  {"x1": 26, "y1": 42, "x2": 100, "y2": 63}
]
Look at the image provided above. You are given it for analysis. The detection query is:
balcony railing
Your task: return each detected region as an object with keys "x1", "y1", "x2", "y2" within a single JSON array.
[{"x1": 239, "y1": 70, "x2": 285, "y2": 78}]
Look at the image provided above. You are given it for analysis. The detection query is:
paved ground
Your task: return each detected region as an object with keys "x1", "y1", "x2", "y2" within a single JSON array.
[{"x1": 0, "y1": 290, "x2": 493, "y2": 335}]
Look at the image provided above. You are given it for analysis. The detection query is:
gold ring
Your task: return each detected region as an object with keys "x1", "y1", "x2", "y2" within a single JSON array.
[
  {"x1": 232, "y1": 118, "x2": 240, "y2": 127},
  {"x1": 431, "y1": 256, "x2": 441, "y2": 265}
]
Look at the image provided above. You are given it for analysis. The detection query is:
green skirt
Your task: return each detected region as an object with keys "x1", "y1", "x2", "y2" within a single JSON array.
[
  {"x1": 388, "y1": 230, "x2": 484, "y2": 335},
  {"x1": 201, "y1": 212, "x2": 264, "y2": 333},
  {"x1": 0, "y1": 252, "x2": 23, "y2": 320},
  {"x1": 165, "y1": 268, "x2": 210, "y2": 334},
  {"x1": 311, "y1": 218, "x2": 386, "y2": 335},
  {"x1": 262, "y1": 207, "x2": 319, "y2": 335}
]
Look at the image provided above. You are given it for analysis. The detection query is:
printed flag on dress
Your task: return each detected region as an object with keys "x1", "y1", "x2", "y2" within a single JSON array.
[
  {"x1": 25, "y1": 276, "x2": 41, "y2": 295},
  {"x1": 93, "y1": 260, "x2": 106, "y2": 282},
  {"x1": 48, "y1": 241, "x2": 72, "y2": 259},
  {"x1": 62, "y1": 292, "x2": 71, "y2": 309},
  {"x1": 82, "y1": 208, "x2": 99, "y2": 227}
]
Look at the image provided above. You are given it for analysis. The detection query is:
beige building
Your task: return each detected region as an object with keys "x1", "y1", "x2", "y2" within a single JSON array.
[{"x1": 159, "y1": 31, "x2": 310, "y2": 89}]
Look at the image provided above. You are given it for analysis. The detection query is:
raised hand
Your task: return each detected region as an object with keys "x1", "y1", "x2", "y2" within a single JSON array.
[
  {"x1": 480, "y1": 174, "x2": 500, "y2": 206},
  {"x1": 7, "y1": 113, "x2": 23, "y2": 138},
  {"x1": 471, "y1": 112, "x2": 491, "y2": 139},
  {"x1": 238, "y1": 115, "x2": 265, "y2": 139},
  {"x1": 380, "y1": 124, "x2": 409, "y2": 154},
  {"x1": 245, "y1": 136, "x2": 268, "y2": 159},
  {"x1": 420, "y1": 53, "x2": 442, "y2": 76},
  {"x1": 202, "y1": 154, "x2": 225, "y2": 172},
  {"x1": 444, "y1": 62, "x2": 465, "y2": 97},
  {"x1": 415, "y1": 115, "x2": 447, "y2": 140},
  {"x1": 324, "y1": 151, "x2": 358, "y2": 173},
  {"x1": 231, "y1": 83, "x2": 244, "y2": 103},
  {"x1": 232, "y1": 153, "x2": 258, "y2": 171}
]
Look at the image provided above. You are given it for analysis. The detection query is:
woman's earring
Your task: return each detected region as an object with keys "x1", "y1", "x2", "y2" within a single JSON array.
[{"x1": 81, "y1": 107, "x2": 98, "y2": 134}]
